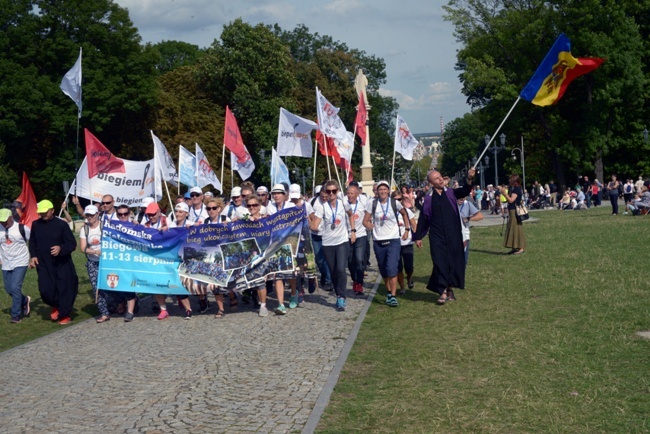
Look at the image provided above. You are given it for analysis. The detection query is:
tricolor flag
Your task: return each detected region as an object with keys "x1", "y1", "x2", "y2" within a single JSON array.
[
  {"x1": 224, "y1": 106, "x2": 255, "y2": 180},
  {"x1": 195, "y1": 143, "x2": 222, "y2": 192},
  {"x1": 84, "y1": 129, "x2": 126, "y2": 178},
  {"x1": 520, "y1": 34, "x2": 603, "y2": 106},
  {"x1": 354, "y1": 96, "x2": 368, "y2": 146},
  {"x1": 316, "y1": 88, "x2": 348, "y2": 142},
  {"x1": 151, "y1": 132, "x2": 179, "y2": 186},
  {"x1": 276, "y1": 108, "x2": 317, "y2": 157},
  {"x1": 393, "y1": 115, "x2": 419, "y2": 161},
  {"x1": 60, "y1": 48, "x2": 83, "y2": 117},
  {"x1": 178, "y1": 145, "x2": 197, "y2": 188}
]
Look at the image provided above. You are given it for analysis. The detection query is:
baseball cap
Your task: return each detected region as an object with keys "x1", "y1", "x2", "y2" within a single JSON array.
[
  {"x1": 204, "y1": 191, "x2": 214, "y2": 198},
  {"x1": 271, "y1": 184, "x2": 286, "y2": 194},
  {"x1": 84, "y1": 205, "x2": 99, "y2": 215},
  {"x1": 231, "y1": 187, "x2": 242, "y2": 197},
  {"x1": 376, "y1": 180, "x2": 390, "y2": 189},
  {"x1": 175, "y1": 202, "x2": 189, "y2": 213},
  {"x1": 315, "y1": 185, "x2": 322, "y2": 194},
  {"x1": 289, "y1": 183, "x2": 301, "y2": 199},
  {"x1": 142, "y1": 197, "x2": 155, "y2": 206},
  {"x1": 37, "y1": 200, "x2": 54, "y2": 213},
  {"x1": 145, "y1": 203, "x2": 160, "y2": 214},
  {"x1": 184, "y1": 191, "x2": 191, "y2": 199},
  {"x1": 257, "y1": 186, "x2": 269, "y2": 195},
  {"x1": 0, "y1": 209, "x2": 11, "y2": 222},
  {"x1": 190, "y1": 186, "x2": 203, "y2": 194}
]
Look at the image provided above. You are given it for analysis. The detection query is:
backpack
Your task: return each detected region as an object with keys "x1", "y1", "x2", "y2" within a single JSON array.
[
  {"x1": 371, "y1": 198, "x2": 401, "y2": 235},
  {"x1": 625, "y1": 184, "x2": 633, "y2": 193}
]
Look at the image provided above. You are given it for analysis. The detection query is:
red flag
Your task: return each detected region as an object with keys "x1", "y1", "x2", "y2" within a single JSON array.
[
  {"x1": 223, "y1": 106, "x2": 249, "y2": 163},
  {"x1": 85, "y1": 129, "x2": 125, "y2": 178},
  {"x1": 354, "y1": 96, "x2": 367, "y2": 145},
  {"x1": 316, "y1": 129, "x2": 341, "y2": 165},
  {"x1": 16, "y1": 172, "x2": 38, "y2": 228}
]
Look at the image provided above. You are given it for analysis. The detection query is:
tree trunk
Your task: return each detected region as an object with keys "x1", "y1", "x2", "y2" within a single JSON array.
[{"x1": 595, "y1": 148, "x2": 603, "y2": 183}]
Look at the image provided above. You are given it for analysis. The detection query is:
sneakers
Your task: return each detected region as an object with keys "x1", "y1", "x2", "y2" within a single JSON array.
[
  {"x1": 184, "y1": 310, "x2": 192, "y2": 320},
  {"x1": 353, "y1": 282, "x2": 364, "y2": 294},
  {"x1": 10, "y1": 317, "x2": 21, "y2": 324},
  {"x1": 322, "y1": 282, "x2": 333, "y2": 292},
  {"x1": 198, "y1": 298, "x2": 209, "y2": 314},
  {"x1": 398, "y1": 289, "x2": 407, "y2": 295},
  {"x1": 157, "y1": 309, "x2": 170, "y2": 320},
  {"x1": 22, "y1": 295, "x2": 31, "y2": 317},
  {"x1": 58, "y1": 316, "x2": 72, "y2": 325},
  {"x1": 289, "y1": 295, "x2": 299, "y2": 309},
  {"x1": 308, "y1": 278, "x2": 317, "y2": 294},
  {"x1": 274, "y1": 305, "x2": 287, "y2": 315},
  {"x1": 124, "y1": 312, "x2": 135, "y2": 322},
  {"x1": 259, "y1": 305, "x2": 269, "y2": 317},
  {"x1": 336, "y1": 297, "x2": 346, "y2": 311},
  {"x1": 408, "y1": 279, "x2": 414, "y2": 290},
  {"x1": 385, "y1": 295, "x2": 399, "y2": 307},
  {"x1": 50, "y1": 307, "x2": 59, "y2": 321}
]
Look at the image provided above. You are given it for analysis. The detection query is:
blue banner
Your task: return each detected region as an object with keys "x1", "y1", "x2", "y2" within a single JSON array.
[{"x1": 98, "y1": 220, "x2": 189, "y2": 295}]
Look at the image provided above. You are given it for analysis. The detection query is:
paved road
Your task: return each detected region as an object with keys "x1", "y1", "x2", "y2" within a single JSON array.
[{"x1": 0, "y1": 262, "x2": 381, "y2": 433}]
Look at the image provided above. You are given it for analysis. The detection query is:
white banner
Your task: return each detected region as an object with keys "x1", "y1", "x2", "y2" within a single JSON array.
[
  {"x1": 70, "y1": 157, "x2": 159, "y2": 207},
  {"x1": 394, "y1": 114, "x2": 419, "y2": 161},
  {"x1": 277, "y1": 107, "x2": 317, "y2": 157},
  {"x1": 152, "y1": 131, "x2": 179, "y2": 186},
  {"x1": 196, "y1": 143, "x2": 222, "y2": 192}
]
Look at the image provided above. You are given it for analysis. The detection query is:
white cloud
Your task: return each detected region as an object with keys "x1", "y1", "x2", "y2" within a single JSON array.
[
  {"x1": 380, "y1": 82, "x2": 458, "y2": 110},
  {"x1": 323, "y1": 0, "x2": 363, "y2": 15}
]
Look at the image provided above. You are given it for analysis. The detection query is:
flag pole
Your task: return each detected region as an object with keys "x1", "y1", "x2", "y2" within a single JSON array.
[
  {"x1": 473, "y1": 97, "x2": 521, "y2": 168},
  {"x1": 325, "y1": 140, "x2": 332, "y2": 180},
  {"x1": 312, "y1": 140, "x2": 318, "y2": 195},
  {"x1": 390, "y1": 150, "x2": 396, "y2": 189},
  {"x1": 220, "y1": 143, "x2": 226, "y2": 193},
  {"x1": 331, "y1": 155, "x2": 343, "y2": 191}
]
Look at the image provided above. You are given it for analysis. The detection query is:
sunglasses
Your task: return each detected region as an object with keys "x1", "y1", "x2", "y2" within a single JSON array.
[
  {"x1": 117, "y1": 212, "x2": 129, "y2": 217},
  {"x1": 326, "y1": 189, "x2": 338, "y2": 194},
  {"x1": 272, "y1": 192, "x2": 284, "y2": 195},
  {"x1": 101, "y1": 201, "x2": 113, "y2": 205},
  {"x1": 85, "y1": 213, "x2": 98, "y2": 218},
  {"x1": 206, "y1": 206, "x2": 220, "y2": 211},
  {"x1": 190, "y1": 193, "x2": 202, "y2": 198},
  {"x1": 247, "y1": 204, "x2": 260, "y2": 208}
]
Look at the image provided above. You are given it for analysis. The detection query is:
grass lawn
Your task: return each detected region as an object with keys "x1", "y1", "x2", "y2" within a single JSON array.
[
  {"x1": 318, "y1": 207, "x2": 650, "y2": 433},
  {"x1": 0, "y1": 239, "x2": 97, "y2": 351}
]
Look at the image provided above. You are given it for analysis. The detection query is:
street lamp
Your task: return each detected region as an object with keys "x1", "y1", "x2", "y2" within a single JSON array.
[
  {"x1": 472, "y1": 156, "x2": 490, "y2": 189},
  {"x1": 485, "y1": 133, "x2": 506, "y2": 186},
  {"x1": 511, "y1": 134, "x2": 526, "y2": 192}
]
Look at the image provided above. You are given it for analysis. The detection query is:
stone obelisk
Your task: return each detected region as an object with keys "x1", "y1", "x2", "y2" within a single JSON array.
[{"x1": 354, "y1": 69, "x2": 374, "y2": 197}]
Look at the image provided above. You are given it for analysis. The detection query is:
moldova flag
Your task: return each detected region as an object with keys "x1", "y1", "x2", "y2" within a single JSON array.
[{"x1": 520, "y1": 34, "x2": 603, "y2": 106}]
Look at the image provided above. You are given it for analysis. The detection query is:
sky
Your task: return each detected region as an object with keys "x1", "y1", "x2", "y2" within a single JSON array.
[{"x1": 114, "y1": 0, "x2": 471, "y2": 134}]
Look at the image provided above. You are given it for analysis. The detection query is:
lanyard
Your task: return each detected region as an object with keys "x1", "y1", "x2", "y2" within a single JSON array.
[
  {"x1": 380, "y1": 200, "x2": 389, "y2": 220},
  {"x1": 191, "y1": 204, "x2": 204, "y2": 220},
  {"x1": 328, "y1": 200, "x2": 338, "y2": 226}
]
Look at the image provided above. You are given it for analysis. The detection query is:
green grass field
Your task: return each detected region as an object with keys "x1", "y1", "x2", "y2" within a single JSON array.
[{"x1": 317, "y1": 207, "x2": 650, "y2": 433}]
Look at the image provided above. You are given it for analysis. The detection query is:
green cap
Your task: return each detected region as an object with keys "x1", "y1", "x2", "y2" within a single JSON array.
[
  {"x1": 0, "y1": 209, "x2": 11, "y2": 222},
  {"x1": 37, "y1": 200, "x2": 54, "y2": 213}
]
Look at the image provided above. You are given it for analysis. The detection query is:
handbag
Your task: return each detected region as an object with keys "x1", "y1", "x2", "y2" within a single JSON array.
[{"x1": 516, "y1": 203, "x2": 529, "y2": 221}]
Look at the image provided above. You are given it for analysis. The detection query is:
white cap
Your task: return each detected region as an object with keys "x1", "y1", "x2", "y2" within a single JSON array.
[
  {"x1": 190, "y1": 186, "x2": 203, "y2": 194},
  {"x1": 204, "y1": 191, "x2": 214, "y2": 198},
  {"x1": 256, "y1": 186, "x2": 269, "y2": 194},
  {"x1": 231, "y1": 186, "x2": 242, "y2": 197},
  {"x1": 271, "y1": 184, "x2": 286, "y2": 194},
  {"x1": 84, "y1": 205, "x2": 99, "y2": 215},
  {"x1": 376, "y1": 180, "x2": 390, "y2": 189},
  {"x1": 174, "y1": 202, "x2": 189, "y2": 213},
  {"x1": 315, "y1": 185, "x2": 322, "y2": 194},
  {"x1": 289, "y1": 183, "x2": 301, "y2": 199},
  {"x1": 142, "y1": 197, "x2": 155, "y2": 206}
]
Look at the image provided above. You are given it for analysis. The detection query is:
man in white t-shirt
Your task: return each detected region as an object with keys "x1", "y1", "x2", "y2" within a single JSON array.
[
  {"x1": 221, "y1": 187, "x2": 248, "y2": 221},
  {"x1": 457, "y1": 196, "x2": 483, "y2": 264},
  {"x1": 0, "y1": 208, "x2": 31, "y2": 323},
  {"x1": 187, "y1": 187, "x2": 209, "y2": 224},
  {"x1": 345, "y1": 183, "x2": 367, "y2": 294}
]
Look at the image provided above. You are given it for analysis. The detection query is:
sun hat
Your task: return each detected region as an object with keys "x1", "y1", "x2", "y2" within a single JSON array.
[{"x1": 271, "y1": 184, "x2": 286, "y2": 194}]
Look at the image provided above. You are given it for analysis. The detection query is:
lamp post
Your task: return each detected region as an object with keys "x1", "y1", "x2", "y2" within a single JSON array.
[
  {"x1": 472, "y1": 156, "x2": 490, "y2": 189},
  {"x1": 511, "y1": 134, "x2": 526, "y2": 192},
  {"x1": 485, "y1": 133, "x2": 506, "y2": 186}
]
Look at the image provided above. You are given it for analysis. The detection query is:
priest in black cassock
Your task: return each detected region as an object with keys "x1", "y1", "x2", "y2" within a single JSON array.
[{"x1": 413, "y1": 168, "x2": 475, "y2": 304}]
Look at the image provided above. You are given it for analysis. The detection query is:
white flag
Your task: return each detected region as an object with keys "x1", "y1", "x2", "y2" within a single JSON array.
[
  {"x1": 178, "y1": 145, "x2": 197, "y2": 188},
  {"x1": 316, "y1": 87, "x2": 348, "y2": 142},
  {"x1": 195, "y1": 143, "x2": 222, "y2": 192},
  {"x1": 60, "y1": 48, "x2": 82, "y2": 116},
  {"x1": 270, "y1": 148, "x2": 291, "y2": 188},
  {"x1": 334, "y1": 131, "x2": 355, "y2": 164},
  {"x1": 277, "y1": 108, "x2": 317, "y2": 157},
  {"x1": 394, "y1": 114, "x2": 419, "y2": 161},
  {"x1": 230, "y1": 147, "x2": 255, "y2": 181},
  {"x1": 151, "y1": 131, "x2": 179, "y2": 186}
]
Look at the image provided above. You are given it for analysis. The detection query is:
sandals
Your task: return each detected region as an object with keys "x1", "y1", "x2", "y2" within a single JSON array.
[
  {"x1": 214, "y1": 310, "x2": 224, "y2": 319},
  {"x1": 447, "y1": 289, "x2": 457, "y2": 301},
  {"x1": 96, "y1": 315, "x2": 110, "y2": 323},
  {"x1": 436, "y1": 293, "x2": 448, "y2": 305},
  {"x1": 513, "y1": 249, "x2": 526, "y2": 255}
]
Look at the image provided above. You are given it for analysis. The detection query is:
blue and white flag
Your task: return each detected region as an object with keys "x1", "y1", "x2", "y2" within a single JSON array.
[
  {"x1": 196, "y1": 143, "x2": 222, "y2": 192},
  {"x1": 178, "y1": 145, "x2": 196, "y2": 187},
  {"x1": 270, "y1": 148, "x2": 290, "y2": 188},
  {"x1": 60, "y1": 48, "x2": 82, "y2": 116}
]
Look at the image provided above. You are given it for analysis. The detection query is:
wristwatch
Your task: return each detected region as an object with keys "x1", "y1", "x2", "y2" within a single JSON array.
[
  {"x1": 405, "y1": 228, "x2": 411, "y2": 231},
  {"x1": 351, "y1": 229, "x2": 357, "y2": 232}
]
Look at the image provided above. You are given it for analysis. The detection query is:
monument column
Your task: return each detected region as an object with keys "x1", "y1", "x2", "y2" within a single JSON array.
[{"x1": 355, "y1": 69, "x2": 375, "y2": 197}]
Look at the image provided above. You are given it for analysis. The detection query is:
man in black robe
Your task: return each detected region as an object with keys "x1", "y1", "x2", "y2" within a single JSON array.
[
  {"x1": 29, "y1": 200, "x2": 78, "y2": 324},
  {"x1": 413, "y1": 169, "x2": 475, "y2": 304}
]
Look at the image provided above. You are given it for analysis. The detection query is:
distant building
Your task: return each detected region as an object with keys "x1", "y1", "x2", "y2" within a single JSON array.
[{"x1": 412, "y1": 132, "x2": 442, "y2": 161}]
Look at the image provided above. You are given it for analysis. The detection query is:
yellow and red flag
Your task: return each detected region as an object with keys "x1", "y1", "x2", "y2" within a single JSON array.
[{"x1": 520, "y1": 34, "x2": 603, "y2": 106}]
